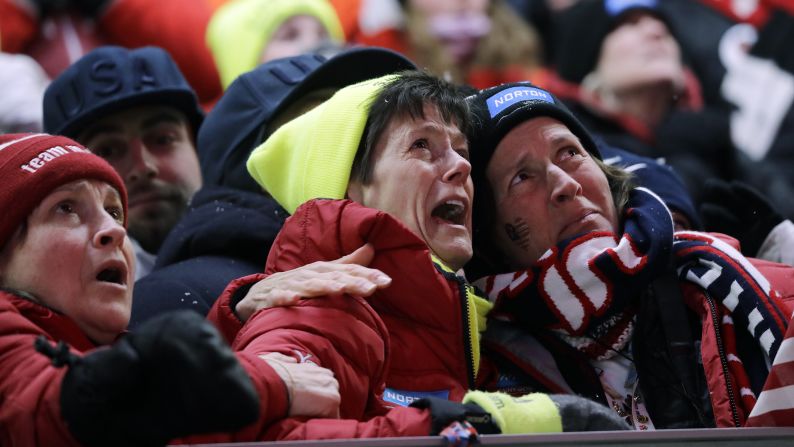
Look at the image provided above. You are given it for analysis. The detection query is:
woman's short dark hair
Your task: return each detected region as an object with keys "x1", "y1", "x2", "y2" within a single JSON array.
[{"x1": 350, "y1": 70, "x2": 471, "y2": 184}]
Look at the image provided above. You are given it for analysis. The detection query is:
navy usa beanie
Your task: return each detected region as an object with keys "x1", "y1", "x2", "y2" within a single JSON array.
[{"x1": 43, "y1": 46, "x2": 204, "y2": 138}]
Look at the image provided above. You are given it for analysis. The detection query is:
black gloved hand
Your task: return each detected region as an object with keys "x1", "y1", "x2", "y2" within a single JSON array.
[
  {"x1": 58, "y1": 311, "x2": 259, "y2": 447},
  {"x1": 29, "y1": 0, "x2": 69, "y2": 17},
  {"x1": 549, "y1": 394, "x2": 630, "y2": 431},
  {"x1": 72, "y1": 0, "x2": 112, "y2": 17},
  {"x1": 699, "y1": 179, "x2": 784, "y2": 256},
  {"x1": 30, "y1": 0, "x2": 110, "y2": 17},
  {"x1": 410, "y1": 396, "x2": 501, "y2": 436}
]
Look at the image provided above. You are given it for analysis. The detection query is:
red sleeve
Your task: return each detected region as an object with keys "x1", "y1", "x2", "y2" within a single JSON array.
[
  {"x1": 0, "y1": 304, "x2": 82, "y2": 446},
  {"x1": 206, "y1": 273, "x2": 268, "y2": 343},
  {"x1": 97, "y1": 0, "x2": 222, "y2": 105},
  {"x1": 233, "y1": 295, "x2": 391, "y2": 421},
  {"x1": 191, "y1": 293, "x2": 433, "y2": 443},
  {"x1": 0, "y1": 0, "x2": 39, "y2": 53},
  {"x1": 231, "y1": 291, "x2": 435, "y2": 439},
  {"x1": 750, "y1": 257, "x2": 794, "y2": 318},
  {"x1": 264, "y1": 406, "x2": 431, "y2": 440}
]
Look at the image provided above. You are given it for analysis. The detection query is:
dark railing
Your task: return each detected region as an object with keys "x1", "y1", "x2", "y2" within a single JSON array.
[{"x1": 180, "y1": 427, "x2": 794, "y2": 447}]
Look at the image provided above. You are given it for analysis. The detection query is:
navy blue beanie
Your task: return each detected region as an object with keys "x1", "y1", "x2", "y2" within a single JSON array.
[
  {"x1": 467, "y1": 81, "x2": 601, "y2": 186},
  {"x1": 600, "y1": 144, "x2": 702, "y2": 230},
  {"x1": 43, "y1": 46, "x2": 204, "y2": 138},
  {"x1": 197, "y1": 46, "x2": 415, "y2": 192}
]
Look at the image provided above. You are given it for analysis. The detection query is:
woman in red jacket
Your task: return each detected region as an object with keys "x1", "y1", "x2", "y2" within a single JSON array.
[{"x1": 0, "y1": 133, "x2": 348, "y2": 447}]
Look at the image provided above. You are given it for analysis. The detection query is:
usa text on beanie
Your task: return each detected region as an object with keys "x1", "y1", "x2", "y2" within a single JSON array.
[{"x1": 43, "y1": 46, "x2": 204, "y2": 139}]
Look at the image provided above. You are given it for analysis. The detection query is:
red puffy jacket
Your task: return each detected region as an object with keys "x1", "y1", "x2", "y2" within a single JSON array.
[
  {"x1": 0, "y1": 291, "x2": 91, "y2": 447},
  {"x1": 0, "y1": 289, "x2": 292, "y2": 446},
  {"x1": 208, "y1": 198, "x2": 494, "y2": 440}
]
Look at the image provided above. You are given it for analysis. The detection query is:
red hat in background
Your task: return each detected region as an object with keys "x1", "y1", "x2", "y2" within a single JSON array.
[{"x1": 0, "y1": 133, "x2": 127, "y2": 250}]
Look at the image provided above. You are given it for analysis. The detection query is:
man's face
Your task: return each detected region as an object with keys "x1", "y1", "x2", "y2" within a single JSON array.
[
  {"x1": 485, "y1": 117, "x2": 619, "y2": 268},
  {"x1": 0, "y1": 180, "x2": 134, "y2": 345},
  {"x1": 79, "y1": 105, "x2": 202, "y2": 253},
  {"x1": 348, "y1": 104, "x2": 474, "y2": 271}
]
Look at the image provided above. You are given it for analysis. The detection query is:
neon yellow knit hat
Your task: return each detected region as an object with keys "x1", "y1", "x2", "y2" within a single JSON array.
[
  {"x1": 207, "y1": 0, "x2": 344, "y2": 89},
  {"x1": 247, "y1": 75, "x2": 397, "y2": 214}
]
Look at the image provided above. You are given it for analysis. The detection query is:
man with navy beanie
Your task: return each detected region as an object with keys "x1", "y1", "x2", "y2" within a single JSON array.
[{"x1": 43, "y1": 46, "x2": 205, "y2": 279}]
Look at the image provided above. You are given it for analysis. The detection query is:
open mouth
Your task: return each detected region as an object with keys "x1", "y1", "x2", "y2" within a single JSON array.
[
  {"x1": 96, "y1": 267, "x2": 125, "y2": 285},
  {"x1": 431, "y1": 199, "x2": 467, "y2": 226}
]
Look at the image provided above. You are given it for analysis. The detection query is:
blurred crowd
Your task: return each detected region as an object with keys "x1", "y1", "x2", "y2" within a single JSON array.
[{"x1": 2, "y1": 0, "x2": 794, "y2": 446}]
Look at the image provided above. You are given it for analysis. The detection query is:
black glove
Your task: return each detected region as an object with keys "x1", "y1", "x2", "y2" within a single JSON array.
[
  {"x1": 699, "y1": 179, "x2": 784, "y2": 256},
  {"x1": 29, "y1": 0, "x2": 68, "y2": 17},
  {"x1": 56, "y1": 311, "x2": 259, "y2": 447},
  {"x1": 30, "y1": 0, "x2": 110, "y2": 17},
  {"x1": 72, "y1": 0, "x2": 112, "y2": 16},
  {"x1": 410, "y1": 396, "x2": 501, "y2": 436},
  {"x1": 549, "y1": 394, "x2": 630, "y2": 431}
]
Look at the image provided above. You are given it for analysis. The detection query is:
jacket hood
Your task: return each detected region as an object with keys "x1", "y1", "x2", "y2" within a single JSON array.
[
  {"x1": 197, "y1": 48, "x2": 415, "y2": 193},
  {"x1": 154, "y1": 186, "x2": 287, "y2": 269}
]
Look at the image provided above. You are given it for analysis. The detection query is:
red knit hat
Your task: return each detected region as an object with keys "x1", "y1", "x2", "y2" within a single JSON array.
[{"x1": 0, "y1": 133, "x2": 127, "y2": 250}]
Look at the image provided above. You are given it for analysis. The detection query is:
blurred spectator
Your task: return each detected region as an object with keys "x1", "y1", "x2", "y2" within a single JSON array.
[
  {"x1": 206, "y1": 0, "x2": 344, "y2": 90},
  {"x1": 0, "y1": 52, "x2": 49, "y2": 133},
  {"x1": 332, "y1": 0, "x2": 543, "y2": 89},
  {"x1": 43, "y1": 46, "x2": 204, "y2": 279},
  {"x1": 0, "y1": 0, "x2": 222, "y2": 106},
  {"x1": 547, "y1": 0, "x2": 794, "y2": 221}
]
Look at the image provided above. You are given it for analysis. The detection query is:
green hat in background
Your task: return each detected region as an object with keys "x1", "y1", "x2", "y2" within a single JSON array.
[{"x1": 207, "y1": 0, "x2": 345, "y2": 89}]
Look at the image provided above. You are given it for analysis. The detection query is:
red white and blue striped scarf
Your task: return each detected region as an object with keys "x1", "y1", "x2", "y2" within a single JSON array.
[{"x1": 476, "y1": 186, "x2": 788, "y2": 372}]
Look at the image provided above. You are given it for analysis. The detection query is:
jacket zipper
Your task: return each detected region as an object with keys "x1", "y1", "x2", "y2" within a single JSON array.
[
  {"x1": 433, "y1": 263, "x2": 476, "y2": 389},
  {"x1": 459, "y1": 279, "x2": 476, "y2": 389},
  {"x1": 704, "y1": 293, "x2": 741, "y2": 427}
]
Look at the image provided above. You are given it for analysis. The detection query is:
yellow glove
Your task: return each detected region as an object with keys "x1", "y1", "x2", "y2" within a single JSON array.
[{"x1": 462, "y1": 391, "x2": 562, "y2": 434}]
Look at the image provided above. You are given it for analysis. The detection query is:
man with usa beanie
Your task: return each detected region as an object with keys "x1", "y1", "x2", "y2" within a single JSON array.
[{"x1": 43, "y1": 45, "x2": 204, "y2": 279}]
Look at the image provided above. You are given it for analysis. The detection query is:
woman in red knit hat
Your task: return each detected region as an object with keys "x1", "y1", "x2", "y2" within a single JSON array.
[{"x1": 0, "y1": 133, "x2": 343, "y2": 447}]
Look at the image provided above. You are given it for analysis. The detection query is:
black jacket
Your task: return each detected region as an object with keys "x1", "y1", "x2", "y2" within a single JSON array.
[{"x1": 129, "y1": 186, "x2": 287, "y2": 329}]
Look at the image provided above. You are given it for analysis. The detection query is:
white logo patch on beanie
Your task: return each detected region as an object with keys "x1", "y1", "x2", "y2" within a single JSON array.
[
  {"x1": 486, "y1": 86, "x2": 554, "y2": 118},
  {"x1": 19, "y1": 144, "x2": 89, "y2": 174}
]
